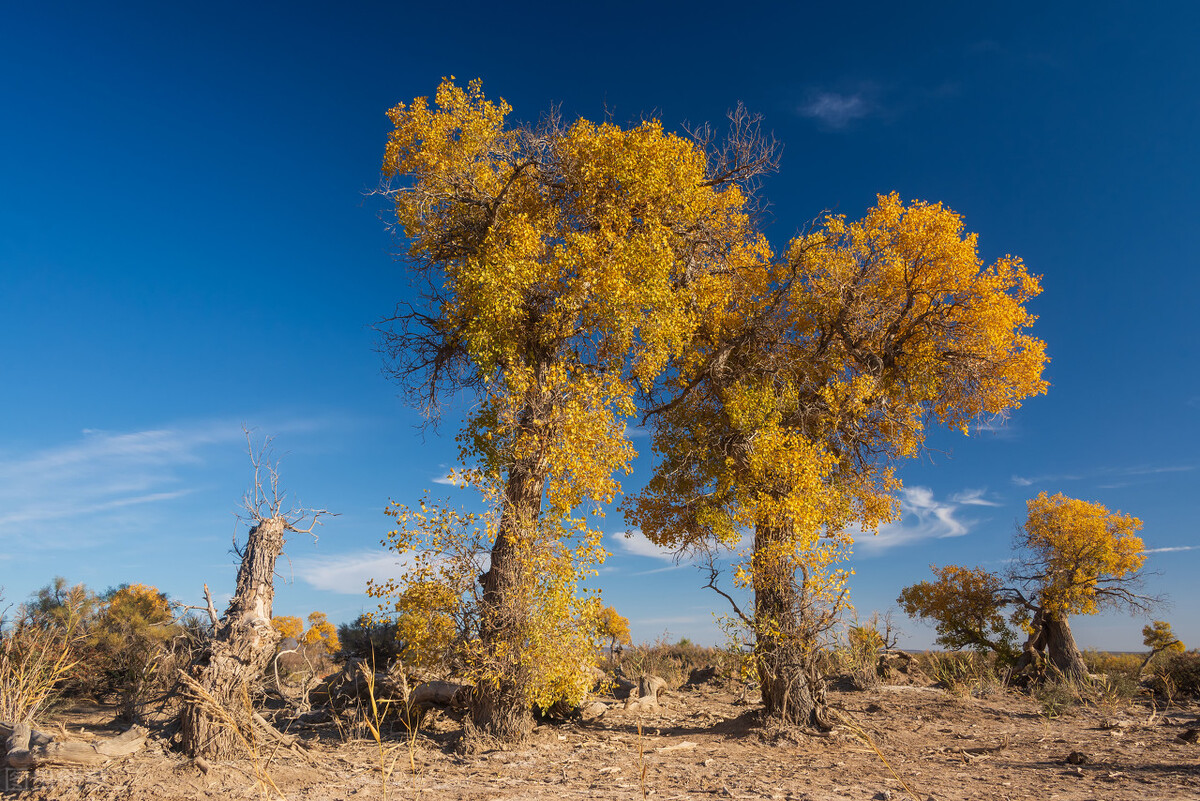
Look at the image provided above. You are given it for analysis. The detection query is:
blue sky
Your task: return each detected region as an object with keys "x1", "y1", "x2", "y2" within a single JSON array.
[{"x1": 2, "y1": 2, "x2": 1196, "y2": 651}]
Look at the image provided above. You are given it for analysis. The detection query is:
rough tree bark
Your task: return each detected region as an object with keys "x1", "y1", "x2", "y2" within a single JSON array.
[
  {"x1": 1016, "y1": 608, "x2": 1089, "y2": 683},
  {"x1": 180, "y1": 516, "x2": 286, "y2": 759},
  {"x1": 472, "y1": 462, "x2": 545, "y2": 741},
  {"x1": 751, "y1": 523, "x2": 830, "y2": 730},
  {"x1": 178, "y1": 438, "x2": 327, "y2": 759}
]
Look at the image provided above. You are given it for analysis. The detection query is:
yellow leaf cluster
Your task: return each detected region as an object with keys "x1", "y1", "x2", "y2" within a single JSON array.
[
  {"x1": 383, "y1": 78, "x2": 767, "y2": 521},
  {"x1": 271, "y1": 615, "x2": 304, "y2": 641},
  {"x1": 1021, "y1": 492, "x2": 1145, "y2": 615},
  {"x1": 302, "y1": 611, "x2": 341, "y2": 655},
  {"x1": 101, "y1": 583, "x2": 173, "y2": 630}
]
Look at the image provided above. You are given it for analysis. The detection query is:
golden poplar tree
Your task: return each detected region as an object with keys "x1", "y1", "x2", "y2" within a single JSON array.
[
  {"x1": 376, "y1": 79, "x2": 773, "y2": 739},
  {"x1": 631, "y1": 194, "x2": 1048, "y2": 726}
]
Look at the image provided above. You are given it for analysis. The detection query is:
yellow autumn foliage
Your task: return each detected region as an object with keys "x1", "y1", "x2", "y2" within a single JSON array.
[
  {"x1": 377, "y1": 79, "x2": 772, "y2": 730},
  {"x1": 302, "y1": 611, "x2": 340, "y2": 655},
  {"x1": 631, "y1": 193, "x2": 1048, "y2": 718},
  {"x1": 271, "y1": 615, "x2": 304, "y2": 641},
  {"x1": 1019, "y1": 492, "x2": 1145, "y2": 616}
]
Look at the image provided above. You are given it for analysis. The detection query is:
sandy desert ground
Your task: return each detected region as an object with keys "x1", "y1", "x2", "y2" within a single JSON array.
[{"x1": 8, "y1": 672, "x2": 1200, "y2": 801}]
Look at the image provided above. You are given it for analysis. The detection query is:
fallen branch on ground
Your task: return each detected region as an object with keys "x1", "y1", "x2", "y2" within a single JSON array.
[{"x1": 1, "y1": 719, "x2": 148, "y2": 769}]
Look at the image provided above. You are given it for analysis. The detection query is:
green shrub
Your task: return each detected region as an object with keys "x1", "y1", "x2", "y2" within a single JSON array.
[
  {"x1": 336, "y1": 615, "x2": 404, "y2": 666},
  {"x1": 1033, "y1": 679, "x2": 1079, "y2": 718}
]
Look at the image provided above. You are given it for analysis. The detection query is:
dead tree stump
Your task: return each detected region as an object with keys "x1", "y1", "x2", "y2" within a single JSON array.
[{"x1": 178, "y1": 437, "x2": 329, "y2": 760}]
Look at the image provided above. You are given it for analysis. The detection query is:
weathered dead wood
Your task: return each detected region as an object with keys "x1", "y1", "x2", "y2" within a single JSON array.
[
  {"x1": 410, "y1": 680, "x2": 467, "y2": 710},
  {"x1": 639, "y1": 675, "x2": 667, "y2": 703},
  {"x1": 624, "y1": 675, "x2": 668, "y2": 712},
  {"x1": 0, "y1": 721, "x2": 53, "y2": 748},
  {"x1": 933, "y1": 734, "x2": 1011, "y2": 761},
  {"x1": 179, "y1": 436, "x2": 331, "y2": 759},
  {"x1": 1, "y1": 722, "x2": 147, "y2": 769},
  {"x1": 251, "y1": 712, "x2": 320, "y2": 765},
  {"x1": 4, "y1": 722, "x2": 31, "y2": 769}
]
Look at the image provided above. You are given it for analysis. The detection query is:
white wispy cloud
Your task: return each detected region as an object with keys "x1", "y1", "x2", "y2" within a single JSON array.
[
  {"x1": 0, "y1": 418, "x2": 330, "y2": 548},
  {"x1": 1124, "y1": 465, "x2": 1194, "y2": 476},
  {"x1": 289, "y1": 549, "x2": 417, "y2": 595},
  {"x1": 630, "y1": 563, "x2": 689, "y2": 577},
  {"x1": 1010, "y1": 472, "x2": 1082, "y2": 487},
  {"x1": 1012, "y1": 463, "x2": 1191, "y2": 489},
  {"x1": 858, "y1": 486, "x2": 976, "y2": 553},
  {"x1": 972, "y1": 419, "x2": 1019, "y2": 439},
  {"x1": 0, "y1": 423, "x2": 246, "y2": 542},
  {"x1": 950, "y1": 489, "x2": 1002, "y2": 507},
  {"x1": 623, "y1": 424, "x2": 650, "y2": 439},
  {"x1": 799, "y1": 91, "x2": 872, "y2": 129},
  {"x1": 1145, "y1": 546, "x2": 1199, "y2": 554},
  {"x1": 611, "y1": 529, "x2": 678, "y2": 562},
  {"x1": 430, "y1": 467, "x2": 469, "y2": 487}
]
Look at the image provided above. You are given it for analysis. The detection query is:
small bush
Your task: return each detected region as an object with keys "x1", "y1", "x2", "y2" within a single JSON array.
[
  {"x1": 1147, "y1": 650, "x2": 1200, "y2": 702},
  {"x1": 1033, "y1": 679, "x2": 1080, "y2": 718},
  {"x1": 619, "y1": 636, "x2": 727, "y2": 687},
  {"x1": 337, "y1": 615, "x2": 404, "y2": 666},
  {"x1": 0, "y1": 585, "x2": 89, "y2": 723},
  {"x1": 1090, "y1": 670, "x2": 1140, "y2": 708},
  {"x1": 919, "y1": 651, "x2": 1005, "y2": 697},
  {"x1": 1082, "y1": 648, "x2": 1141, "y2": 678}
]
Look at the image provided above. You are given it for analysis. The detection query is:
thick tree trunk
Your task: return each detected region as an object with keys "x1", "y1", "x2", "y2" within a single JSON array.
[
  {"x1": 1015, "y1": 608, "x2": 1089, "y2": 684},
  {"x1": 180, "y1": 516, "x2": 286, "y2": 759},
  {"x1": 1042, "y1": 612, "x2": 1089, "y2": 682},
  {"x1": 751, "y1": 523, "x2": 829, "y2": 729},
  {"x1": 471, "y1": 464, "x2": 545, "y2": 741}
]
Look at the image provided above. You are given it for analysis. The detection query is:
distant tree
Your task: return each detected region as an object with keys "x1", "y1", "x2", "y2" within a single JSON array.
[
  {"x1": 1141, "y1": 620, "x2": 1185, "y2": 672},
  {"x1": 23, "y1": 577, "x2": 99, "y2": 631},
  {"x1": 1011, "y1": 493, "x2": 1150, "y2": 681},
  {"x1": 597, "y1": 606, "x2": 632, "y2": 659},
  {"x1": 271, "y1": 615, "x2": 304, "y2": 641},
  {"x1": 302, "y1": 611, "x2": 340, "y2": 655},
  {"x1": 898, "y1": 565, "x2": 1019, "y2": 663},
  {"x1": 336, "y1": 614, "x2": 403, "y2": 665},
  {"x1": 900, "y1": 492, "x2": 1151, "y2": 683}
]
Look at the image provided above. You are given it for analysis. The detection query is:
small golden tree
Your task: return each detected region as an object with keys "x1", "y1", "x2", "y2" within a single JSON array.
[
  {"x1": 271, "y1": 616, "x2": 304, "y2": 641},
  {"x1": 1141, "y1": 620, "x2": 1185, "y2": 672},
  {"x1": 597, "y1": 606, "x2": 632, "y2": 660},
  {"x1": 302, "y1": 612, "x2": 340, "y2": 656},
  {"x1": 91, "y1": 583, "x2": 178, "y2": 722}
]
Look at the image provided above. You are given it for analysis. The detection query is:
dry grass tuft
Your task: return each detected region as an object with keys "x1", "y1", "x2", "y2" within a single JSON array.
[{"x1": 0, "y1": 597, "x2": 86, "y2": 724}]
